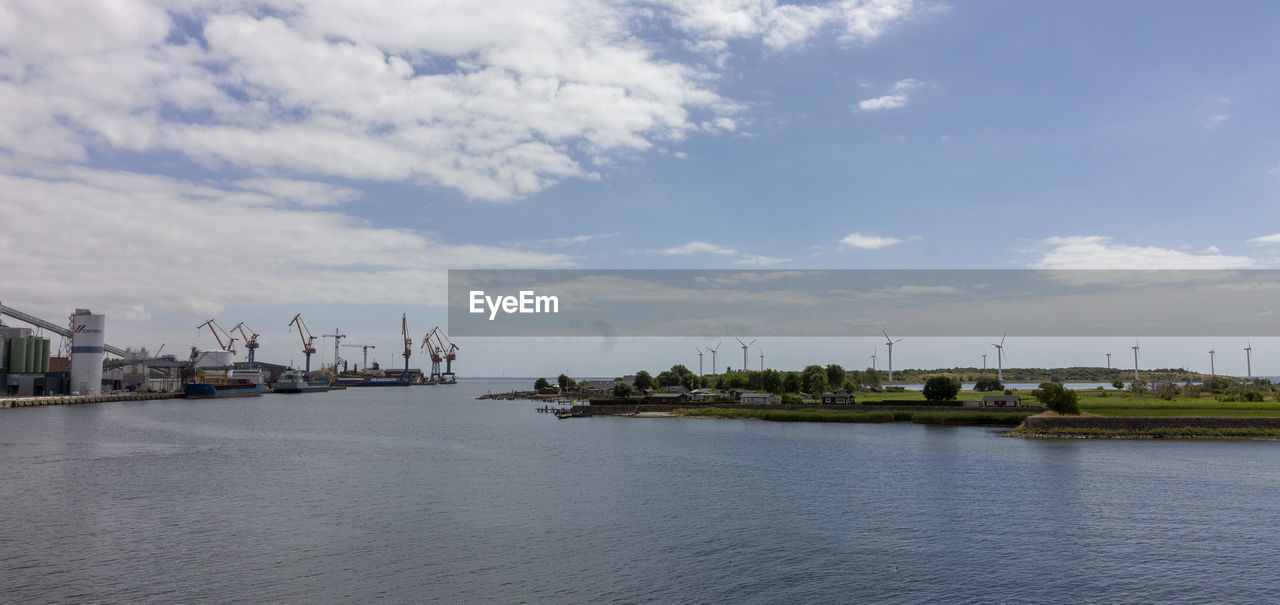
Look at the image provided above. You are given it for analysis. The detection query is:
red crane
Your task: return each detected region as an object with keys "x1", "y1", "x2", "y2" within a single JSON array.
[
  {"x1": 197, "y1": 319, "x2": 237, "y2": 355},
  {"x1": 288, "y1": 313, "x2": 318, "y2": 377},
  {"x1": 420, "y1": 326, "x2": 459, "y2": 383}
]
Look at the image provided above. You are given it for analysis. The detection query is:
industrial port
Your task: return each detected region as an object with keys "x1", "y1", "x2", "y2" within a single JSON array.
[{"x1": 0, "y1": 303, "x2": 460, "y2": 402}]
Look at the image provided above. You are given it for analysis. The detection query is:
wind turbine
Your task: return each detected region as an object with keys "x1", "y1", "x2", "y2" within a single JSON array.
[
  {"x1": 1245, "y1": 340, "x2": 1253, "y2": 379},
  {"x1": 881, "y1": 329, "x2": 903, "y2": 383},
  {"x1": 1132, "y1": 341, "x2": 1140, "y2": 382},
  {"x1": 707, "y1": 341, "x2": 721, "y2": 374},
  {"x1": 695, "y1": 347, "x2": 704, "y2": 376},
  {"x1": 736, "y1": 338, "x2": 756, "y2": 374},
  {"x1": 981, "y1": 351, "x2": 988, "y2": 371},
  {"x1": 759, "y1": 348, "x2": 765, "y2": 371},
  {"x1": 1105, "y1": 352, "x2": 1111, "y2": 369},
  {"x1": 1208, "y1": 345, "x2": 1215, "y2": 377},
  {"x1": 990, "y1": 334, "x2": 1006, "y2": 382},
  {"x1": 870, "y1": 348, "x2": 877, "y2": 372}
]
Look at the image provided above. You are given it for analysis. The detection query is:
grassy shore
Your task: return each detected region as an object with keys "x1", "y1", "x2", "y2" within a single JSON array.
[
  {"x1": 672, "y1": 407, "x2": 1033, "y2": 426},
  {"x1": 854, "y1": 388, "x2": 1280, "y2": 417}
]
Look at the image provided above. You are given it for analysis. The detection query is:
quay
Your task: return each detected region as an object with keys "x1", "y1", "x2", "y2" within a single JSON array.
[{"x1": 1, "y1": 392, "x2": 178, "y2": 409}]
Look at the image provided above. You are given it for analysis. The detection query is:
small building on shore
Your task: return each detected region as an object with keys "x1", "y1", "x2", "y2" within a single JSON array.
[
  {"x1": 646, "y1": 392, "x2": 688, "y2": 404},
  {"x1": 739, "y1": 391, "x2": 773, "y2": 405},
  {"x1": 982, "y1": 394, "x2": 1022, "y2": 407},
  {"x1": 820, "y1": 390, "x2": 855, "y2": 405}
]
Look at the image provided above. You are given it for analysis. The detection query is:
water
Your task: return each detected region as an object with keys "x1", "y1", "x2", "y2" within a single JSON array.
[{"x1": 3, "y1": 379, "x2": 1280, "y2": 603}]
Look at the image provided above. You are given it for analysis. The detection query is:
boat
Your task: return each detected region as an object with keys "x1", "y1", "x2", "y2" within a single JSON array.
[
  {"x1": 334, "y1": 376, "x2": 412, "y2": 387},
  {"x1": 274, "y1": 370, "x2": 330, "y2": 393},
  {"x1": 183, "y1": 368, "x2": 265, "y2": 399}
]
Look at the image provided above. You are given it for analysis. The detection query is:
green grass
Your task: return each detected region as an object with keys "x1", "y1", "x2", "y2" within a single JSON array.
[
  {"x1": 1074, "y1": 392, "x2": 1280, "y2": 417},
  {"x1": 1012, "y1": 426, "x2": 1280, "y2": 438},
  {"x1": 672, "y1": 407, "x2": 1031, "y2": 426}
]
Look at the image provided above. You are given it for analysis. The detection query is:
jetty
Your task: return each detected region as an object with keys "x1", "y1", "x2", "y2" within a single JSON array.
[{"x1": 1, "y1": 392, "x2": 179, "y2": 409}]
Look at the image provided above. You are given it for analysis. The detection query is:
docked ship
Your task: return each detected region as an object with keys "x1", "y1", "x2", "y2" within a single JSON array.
[
  {"x1": 333, "y1": 376, "x2": 412, "y2": 387},
  {"x1": 182, "y1": 349, "x2": 264, "y2": 398},
  {"x1": 274, "y1": 370, "x2": 331, "y2": 393},
  {"x1": 183, "y1": 368, "x2": 265, "y2": 398}
]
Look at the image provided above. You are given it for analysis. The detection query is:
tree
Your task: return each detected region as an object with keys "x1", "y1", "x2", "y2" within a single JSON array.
[
  {"x1": 656, "y1": 370, "x2": 680, "y2": 388},
  {"x1": 974, "y1": 376, "x2": 1004, "y2": 392},
  {"x1": 782, "y1": 372, "x2": 802, "y2": 393},
  {"x1": 808, "y1": 373, "x2": 828, "y2": 396},
  {"x1": 634, "y1": 370, "x2": 653, "y2": 391},
  {"x1": 761, "y1": 369, "x2": 783, "y2": 394},
  {"x1": 612, "y1": 382, "x2": 633, "y2": 398},
  {"x1": 558, "y1": 374, "x2": 574, "y2": 391},
  {"x1": 725, "y1": 373, "x2": 749, "y2": 389},
  {"x1": 534, "y1": 377, "x2": 550, "y2": 391},
  {"x1": 862, "y1": 368, "x2": 882, "y2": 389},
  {"x1": 800, "y1": 365, "x2": 825, "y2": 392},
  {"x1": 825, "y1": 364, "x2": 846, "y2": 391},
  {"x1": 923, "y1": 376, "x2": 961, "y2": 401},
  {"x1": 680, "y1": 372, "x2": 700, "y2": 391},
  {"x1": 1033, "y1": 382, "x2": 1080, "y2": 414}
]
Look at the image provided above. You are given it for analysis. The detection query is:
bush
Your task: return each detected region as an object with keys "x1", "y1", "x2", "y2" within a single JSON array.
[
  {"x1": 923, "y1": 376, "x2": 961, "y2": 401},
  {"x1": 612, "y1": 383, "x2": 632, "y2": 398},
  {"x1": 1111, "y1": 380, "x2": 1125, "y2": 389},
  {"x1": 780, "y1": 393, "x2": 803, "y2": 405},
  {"x1": 534, "y1": 377, "x2": 549, "y2": 391},
  {"x1": 1033, "y1": 382, "x2": 1080, "y2": 415},
  {"x1": 974, "y1": 376, "x2": 1004, "y2": 392}
]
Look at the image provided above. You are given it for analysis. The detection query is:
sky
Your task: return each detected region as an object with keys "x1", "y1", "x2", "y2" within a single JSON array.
[{"x1": 2, "y1": 0, "x2": 1279, "y2": 378}]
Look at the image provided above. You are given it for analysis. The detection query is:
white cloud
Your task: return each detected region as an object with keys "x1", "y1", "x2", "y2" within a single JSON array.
[
  {"x1": 858, "y1": 78, "x2": 921, "y2": 111},
  {"x1": 657, "y1": 0, "x2": 915, "y2": 50},
  {"x1": 658, "y1": 241, "x2": 737, "y2": 255},
  {"x1": 840, "y1": 232, "x2": 903, "y2": 249},
  {"x1": 734, "y1": 254, "x2": 792, "y2": 266},
  {"x1": 0, "y1": 0, "x2": 919, "y2": 202},
  {"x1": 0, "y1": 165, "x2": 572, "y2": 320},
  {"x1": 1248, "y1": 233, "x2": 1280, "y2": 245},
  {"x1": 539, "y1": 233, "x2": 619, "y2": 245},
  {"x1": 1035, "y1": 236, "x2": 1257, "y2": 269}
]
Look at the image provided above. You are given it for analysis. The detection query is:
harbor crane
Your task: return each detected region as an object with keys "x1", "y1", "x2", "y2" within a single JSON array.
[
  {"x1": 420, "y1": 329, "x2": 444, "y2": 383},
  {"x1": 230, "y1": 322, "x2": 260, "y2": 369},
  {"x1": 197, "y1": 319, "x2": 238, "y2": 355},
  {"x1": 342, "y1": 343, "x2": 376, "y2": 371},
  {"x1": 420, "y1": 326, "x2": 459, "y2": 383},
  {"x1": 321, "y1": 328, "x2": 346, "y2": 372},
  {"x1": 288, "y1": 313, "x2": 318, "y2": 377},
  {"x1": 400, "y1": 314, "x2": 413, "y2": 380}
]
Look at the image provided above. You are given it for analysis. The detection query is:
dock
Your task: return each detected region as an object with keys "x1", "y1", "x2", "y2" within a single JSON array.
[{"x1": 1, "y1": 392, "x2": 179, "y2": 409}]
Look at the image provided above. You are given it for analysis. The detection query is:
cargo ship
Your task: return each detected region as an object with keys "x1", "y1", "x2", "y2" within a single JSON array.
[
  {"x1": 183, "y1": 368, "x2": 265, "y2": 398},
  {"x1": 334, "y1": 376, "x2": 412, "y2": 387}
]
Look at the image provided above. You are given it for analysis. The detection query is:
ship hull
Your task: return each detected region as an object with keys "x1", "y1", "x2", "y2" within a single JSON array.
[{"x1": 183, "y1": 383, "x2": 265, "y2": 399}]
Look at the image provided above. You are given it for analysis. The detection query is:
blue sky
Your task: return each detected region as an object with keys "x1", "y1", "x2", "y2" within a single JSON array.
[{"x1": 2, "y1": 0, "x2": 1279, "y2": 377}]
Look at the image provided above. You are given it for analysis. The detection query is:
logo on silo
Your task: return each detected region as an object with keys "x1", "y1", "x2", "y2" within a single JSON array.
[{"x1": 74, "y1": 325, "x2": 103, "y2": 334}]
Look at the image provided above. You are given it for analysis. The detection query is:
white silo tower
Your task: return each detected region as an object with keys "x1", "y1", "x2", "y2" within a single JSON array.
[{"x1": 70, "y1": 309, "x2": 105, "y2": 395}]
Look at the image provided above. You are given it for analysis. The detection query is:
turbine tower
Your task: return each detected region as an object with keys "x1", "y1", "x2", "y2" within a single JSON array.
[
  {"x1": 736, "y1": 338, "x2": 756, "y2": 374},
  {"x1": 1105, "y1": 352, "x2": 1111, "y2": 369},
  {"x1": 981, "y1": 352, "x2": 987, "y2": 371},
  {"x1": 1209, "y1": 346, "x2": 1215, "y2": 377},
  {"x1": 991, "y1": 334, "x2": 1006, "y2": 382},
  {"x1": 759, "y1": 348, "x2": 765, "y2": 371},
  {"x1": 1132, "y1": 342, "x2": 1140, "y2": 382},
  {"x1": 1245, "y1": 341, "x2": 1253, "y2": 379},
  {"x1": 870, "y1": 349, "x2": 877, "y2": 372},
  {"x1": 695, "y1": 347, "x2": 704, "y2": 376},
  {"x1": 707, "y1": 341, "x2": 721, "y2": 374},
  {"x1": 881, "y1": 329, "x2": 903, "y2": 383}
]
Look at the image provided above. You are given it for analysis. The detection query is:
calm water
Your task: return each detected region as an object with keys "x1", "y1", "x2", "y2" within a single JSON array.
[{"x1": 3, "y1": 379, "x2": 1280, "y2": 603}]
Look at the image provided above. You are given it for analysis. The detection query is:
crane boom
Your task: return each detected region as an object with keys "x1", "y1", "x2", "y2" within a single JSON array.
[
  {"x1": 288, "y1": 313, "x2": 319, "y2": 377},
  {"x1": 197, "y1": 319, "x2": 237, "y2": 354}
]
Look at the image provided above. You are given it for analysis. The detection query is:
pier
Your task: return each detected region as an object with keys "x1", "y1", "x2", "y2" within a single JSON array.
[{"x1": 0, "y1": 392, "x2": 178, "y2": 409}]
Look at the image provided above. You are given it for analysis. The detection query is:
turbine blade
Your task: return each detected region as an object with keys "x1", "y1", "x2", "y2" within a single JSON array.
[
  {"x1": 1000, "y1": 333, "x2": 1006, "y2": 346},
  {"x1": 736, "y1": 337, "x2": 746, "y2": 347},
  {"x1": 748, "y1": 339, "x2": 757, "y2": 346},
  {"x1": 894, "y1": 338, "x2": 903, "y2": 344}
]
